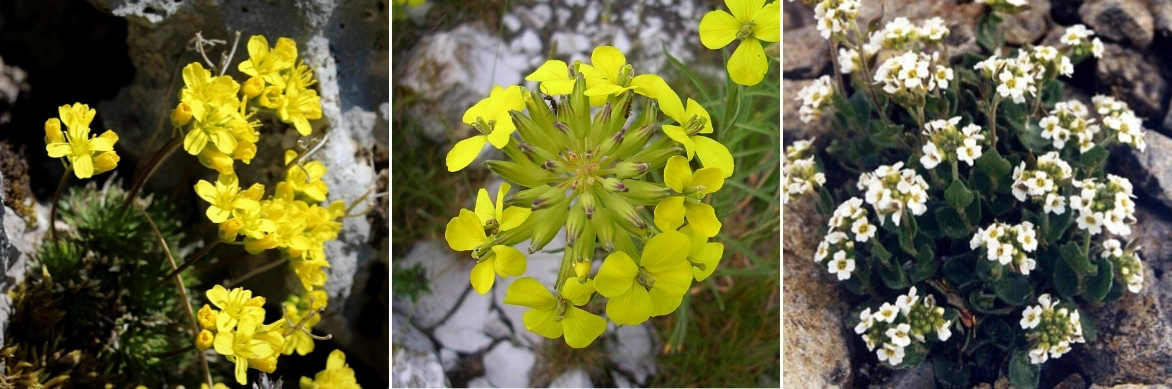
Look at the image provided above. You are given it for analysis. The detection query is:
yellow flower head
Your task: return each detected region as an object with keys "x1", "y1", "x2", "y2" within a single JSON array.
[
  {"x1": 180, "y1": 62, "x2": 241, "y2": 120},
  {"x1": 503, "y1": 277, "x2": 607, "y2": 348},
  {"x1": 195, "y1": 174, "x2": 262, "y2": 224},
  {"x1": 653, "y1": 156, "x2": 725, "y2": 237},
  {"x1": 205, "y1": 284, "x2": 266, "y2": 332},
  {"x1": 446, "y1": 84, "x2": 525, "y2": 172},
  {"x1": 213, "y1": 315, "x2": 281, "y2": 385},
  {"x1": 285, "y1": 151, "x2": 329, "y2": 202},
  {"x1": 594, "y1": 230, "x2": 694, "y2": 325},
  {"x1": 44, "y1": 103, "x2": 119, "y2": 179},
  {"x1": 278, "y1": 82, "x2": 323, "y2": 136},
  {"x1": 196, "y1": 329, "x2": 215, "y2": 350},
  {"x1": 238, "y1": 36, "x2": 298, "y2": 89},
  {"x1": 699, "y1": 0, "x2": 780, "y2": 86},
  {"x1": 299, "y1": 350, "x2": 360, "y2": 389}
]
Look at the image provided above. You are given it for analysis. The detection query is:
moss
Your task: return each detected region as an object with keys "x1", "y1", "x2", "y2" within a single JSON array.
[{"x1": 0, "y1": 141, "x2": 36, "y2": 224}]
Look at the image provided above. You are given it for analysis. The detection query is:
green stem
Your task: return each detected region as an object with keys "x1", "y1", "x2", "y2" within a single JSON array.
[
  {"x1": 49, "y1": 167, "x2": 71, "y2": 244},
  {"x1": 850, "y1": 22, "x2": 893, "y2": 126},
  {"x1": 154, "y1": 241, "x2": 221, "y2": 289},
  {"x1": 987, "y1": 95, "x2": 1002, "y2": 150},
  {"x1": 122, "y1": 135, "x2": 184, "y2": 210}
]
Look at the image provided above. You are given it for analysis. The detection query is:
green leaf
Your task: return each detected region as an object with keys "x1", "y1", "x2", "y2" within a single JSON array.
[
  {"x1": 1085, "y1": 257, "x2": 1114, "y2": 301},
  {"x1": 934, "y1": 357, "x2": 969, "y2": 388},
  {"x1": 974, "y1": 151, "x2": 1012, "y2": 193},
  {"x1": 910, "y1": 243, "x2": 939, "y2": 283},
  {"x1": 878, "y1": 257, "x2": 910, "y2": 290},
  {"x1": 936, "y1": 207, "x2": 970, "y2": 239},
  {"x1": 1052, "y1": 258, "x2": 1081, "y2": 298},
  {"x1": 1078, "y1": 307, "x2": 1098, "y2": 343},
  {"x1": 986, "y1": 194, "x2": 1016, "y2": 217},
  {"x1": 943, "y1": 255, "x2": 977, "y2": 287},
  {"x1": 1015, "y1": 120, "x2": 1051, "y2": 152},
  {"x1": 1104, "y1": 277, "x2": 1127, "y2": 301},
  {"x1": 945, "y1": 180, "x2": 976, "y2": 209},
  {"x1": 869, "y1": 121, "x2": 904, "y2": 149},
  {"x1": 1008, "y1": 349, "x2": 1041, "y2": 389},
  {"x1": 1081, "y1": 145, "x2": 1109, "y2": 173},
  {"x1": 975, "y1": 254, "x2": 1001, "y2": 282},
  {"x1": 993, "y1": 273, "x2": 1033, "y2": 306},
  {"x1": 898, "y1": 221, "x2": 919, "y2": 256},
  {"x1": 1045, "y1": 211, "x2": 1073, "y2": 243},
  {"x1": 871, "y1": 239, "x2": 894, "y2": 262},
  {"x1": 976, "y1": 13, "x2": 1000, "y2": 52},
  {"x1": 967, "y1": 289, "x2": 998, "y2": 314},
  {"x1": 1060, "y1": 241, "x2": 1095, "y2": 274}
]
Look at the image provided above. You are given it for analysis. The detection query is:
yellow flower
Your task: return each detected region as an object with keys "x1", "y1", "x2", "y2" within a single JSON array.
[
  {"x1": 196, "y1": 329, "x2": 215, "y2": 350},
  {"x1": 285, "y1": 151, "x2": 329, "y2": 202},
  {"x1": 213, "y1": 316, "x2": 282, "y2": 385},
  {"x1": 185, "y1": 104, "x2": 247, "y2": 156},
  {"x1": 699, "y1": 0, "x2": 780, "y2": 86},
  {"x1": 503, "y1": 277, "x2": 607, "y2": 348},
  {"x1": 195, "y1": 174, "x2": 262, "y2": 224},
  {"x1": 445, "y1": 208, "x2": 527, "y2": 294},
  {"x1": 594, "y1": 231, "x2": 693, "y2": 325},
  {"x1": 179, "y1": 62, "x2": 240, "y2": 120},
  {"x1": 237, "y1": 36, "x2": 297, "y2": 89},
  {"x1": 278, "y1": 82, "x2": 323, "y2": 136},
  {"x1": 681, "y1": 224, "x2": 723, "y2": 281},
  {"x1": 198, "y1": 304, "x2": 218, "y2": 329},
  {"x1": 300, "y1": 350, "x2": 361, "y2": 389},
  {"x1": 205, "y1": 285, "x2": 266, "y2": 332},
  {"x1": 525, "y1": 60, "x2": 576, "y2": 96},
  {"x1": 291, "y1": 255, "x2": 331, "y2": 291},
  {"x1": 446, "y1": 85, "x2": 525, "y2": 172},
  {"x1": 636, "y1": 78, "x2": 734, "y2": 178},
  {"x1": 281, "y1": 290, "x2": 328, "y2": 356},
  {"x1": 654, "y1": 156, "x2": 725, "y2": 237},
  {"x1": 44, "y1": 103, "x2": 119, "y2": 179}
]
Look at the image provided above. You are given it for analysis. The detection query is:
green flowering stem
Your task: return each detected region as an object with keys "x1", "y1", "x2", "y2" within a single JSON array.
[
  {"x1": 121, "y1": 134, "x2": 184, "y2": 210},
  {"x1": 48, "y1": 166, "x2": 71, "y2": 244},
  {"x1": 849, "y1": 22, "x2": 894, "y2": 126},
  {"x1": 137, "y1": 203, "x2": 213, "y2": 387},
  {"x1": 987, "y1": 94, "x2": 1002, "y2": 150},
  {"x1": 554, "y1": 249, "x2": 575, "y2": 297},
  {"x1": 226, "y1": 258, "x2": 288, "y2": 288},
  {"x1": 1083, "y1": 231, "x2": 1092, "y2": 259},
  {"x1": 721, "y1": 82, "x2": 744, "y2": 137},
  {"x1": 154, "y1": 241, "x2": 221, "y2": 288}
]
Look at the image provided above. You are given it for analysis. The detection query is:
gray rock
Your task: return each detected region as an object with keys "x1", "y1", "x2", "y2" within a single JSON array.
[
  {"x1": 1121, "y1": 131, "x2": 1172, "y2": 213},
  {"x1": 783, "y1": 26, "x2": 830, "y2": 79},
  {"x1": 884, "y1": 360, "x2": 935, "y2": 389},
  {"x1": 1079, "y1": 265, "x2": 1172, "y2": 385},
  {"x1": 440, "y1": 348, "x2": 459, "y2": 372},
  {"x1": 549, "y1": 368, "x2": 594, "y2": 388},
  {"x1": 1003, "y1": 0, "x2": 1051, "y2": 45},
  {"x1": 1054, "y1": 373, "x2": 1088, "y2": 389},
  {"x1": 391, "y1": 345, "x2": 450, "y2": 388},
  {"x1": 611, "y1": 371, "x2": 634, "y2": 388},
  {"x1": 1155, "y1": 0, "x2": 1172, "y2": 38},
  {"x1": 484, "y1": 341, "x2": 536, "y2": 388},
  {"x1": 1131, "y1": 205, "x2": 1172, "y2": 277},
  {"x1": 782, "y1": 197, "x2": 852, "y2": 387},
  {"x1": 394, "y1": 240, "x2": 474, "y2": 330},
  {"x1": 392, "y1": 309, "x2": 436, "y2": 356},
  {"x1": 1079, "y1": 0, "x2": 1154, "y2": 48},
  {"x1": 467, "y1": 376, "x2": 493, "y2": 388},
  {"x1": 433, "y1": 287, "x2": 494, "y2": 354},
  {"x1": 484, "y1": 309, "x2": 513, "y2": 340},
  {"x1": 1095, "y1": 42, "x2": 1165, "y2": 120},
  {"x1": 0, "y1": 56, "x2": 29, "y2": 109},
  {"x1": 604, "y1": 323, "x2": 657, "y2": 386},
  {"x1": 782, "y1": 79, "x2": 833, "y2": 142},
  {"x1": 502, "y1": 13, "x2": 522, "y2": 33}
]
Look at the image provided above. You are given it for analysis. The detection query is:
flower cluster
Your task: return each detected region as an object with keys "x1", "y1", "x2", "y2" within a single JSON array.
[
  {"x1": 975, "y1": 53, "x2": 1039, "y2": 104},
  {"x1": 44, "y1": 103, "x2": 120, "y2": 179},
  {"x1": 814, "y1": 198, "x2": 875, "y2": 280},
  {"x1": 281, "y1": 290, "x2": 328, "y2": 356},
  {"x1": 195, "y1": 286, "x2": 285, "y2": 385},
  {"x1": 976, "y1": 0, "x2": 1028, "y2": 13},
  {"x1": 862, "y1": 17, "x2": 950, "y2": 56},
  {"x1": 857, "y1": 162, "x2": 930, "y2": 226},
  {"x1": 919, "y1": 116, "x2": 985, "y2": 169},
  {"x1": 1093, "y1": 95, "x2": 1148, "y2": 151},
  {"x1": 873, "y1": 51, "x2": 951, "y2": 96},
  {"x1": 782, "y1": 140, "x2": 825, "y2": 204},
  {"x1": 1069, "y1": 175, "x2": 1137, "y2": 236},
  {"x1": 1059, "y1": 24, "x2": 1105, "y2": 59},
  {"x1": 812, "y1": 0, "x2": 861, "y2": 39},
  {"x1": 797, "y1": 75, "x2": 834, "y2": 123},
  {"x1": 969, "y1": 221, "x2": 1039, "y2": 275},
  {"x1": 1011, "y1": 151, "x2": 1073, "y2": 214},
  {"x1": 1038, "y1": 100, "x2": 1097, "y2": 151},
  {"x1": 697, "y1": 0, "x2": 779, "y2": 86},
  {"x1": 1019, "y1": 294, "x2": 1085, "y2": 364},
  {"x1": 445, "y1": 45, "x2": 731, "y2": 349},
  {"x1": 1100, "y1": 239, "x2": 1144, "y2": 293},
  {"x1": 855, "y1": 287, "x2": 953, "y2": 367},
  {"x1": 299, "y1": 350, "x2": 360, "y2": 388}
]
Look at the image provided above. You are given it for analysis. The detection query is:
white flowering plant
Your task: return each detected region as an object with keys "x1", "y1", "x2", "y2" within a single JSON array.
[{"x1": 789, "y1": 1, "x2": 1149, "y2": 387}]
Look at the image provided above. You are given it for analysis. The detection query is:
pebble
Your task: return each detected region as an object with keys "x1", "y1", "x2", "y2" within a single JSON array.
[
  {"x1": 394, "y1": 240, "x2": 473, "y2": 330},
  {"x1": 484, "y1": 341, "x2": 537, "y2": 387},
  {"x1": 433, "y1": 286, "x2": 494, "y2": 353},
  {"x1": 605, "y1": 324, "x2": 658, "y2": 385},
  {"x1": 549, "y1": 368, "x2": 594, "y2": 388}
]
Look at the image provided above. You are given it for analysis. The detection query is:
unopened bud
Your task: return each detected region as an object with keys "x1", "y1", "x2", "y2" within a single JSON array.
[
  {"x1": 170, "y1": 102, "x2": 194, "y2": 127},
  {"x1": 613, "y1": 160, "x2": 650, "y2": 179},
  {"x1": 619, "y1": 179, "x2": 674, "y2": 206},
  {"x1": 242, "y1": 76, "x2": 265, "y2": 98},
  {"x1": 530, "y1": 185, "x2": 567, "y2": 211},
  {"x1": 574, "y1": 259, "x2": 592, "y2": 278},
  {"x1": 612, "y1": 123, "x2": 660, "y2": 159},
  {"x1": 485, "y1": 160, "x2": 555, "y2": 189},
  {"x1": 44, "y1": 118, "x2": 64, "y2": 144},
  {"x1": 529, "y1": 204, "x2": 569, "y2": 253},
  {"x1": 507, "y1": 185, "x2": 552, "y2": 207}
]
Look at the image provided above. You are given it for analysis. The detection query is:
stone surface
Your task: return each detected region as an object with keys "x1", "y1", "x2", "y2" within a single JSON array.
[
  {"x1": 1079, "y1": 0, "x2": 1154, "y2": 48},
  {"x1": 548, "y1": 368, "x2": 594, "y2": 388},
  {"x1": 783, "y1": 26, "x2": 829, "y2": 79},
  {"x1": 1155, "y1": 0, "x2": 1172, "y2": 38},
  {"x1": 1131, "y1": 205, "x2": 1172, "y2": 277},
  {"x1": 1055, "y1": 373, "x2": 1088, "y2": 389},
  {"x1": 884, "y1": 360, "x2": 935, "y2": 389},
  {"x1": 483, "y1": 309, "x2": 512, "y2": 340},
  {"x1": 782, "y1": 196, "x2": 852, "y2": 387},
  {"x1": 782, "y1": 79, "x2": 833, "y2": 142},
  {"x1": 1090, "y1": 384, "x2": 1172, "y2": 388},
  {"x1": 467, "y1": 376, "x2": 492, "y2": 388},
  {"x1": 433, "y1": 287, "x2": 494, "y2": 354},
  {"x1": 1078, "y1": 265, "x2": 1172, "y2": 385},
  {"x1": 483, "y1": 341, "x2": 536, "y2": 388},
  {"x1": 391, "y1": 345, "x2": 450, "y2": 388},
  {"x1": 1095, "y1": 42, "x2": 1165, "y2": 120},
  {"x1": 0, "y1": 56, "x2": 29, "y2": 125},
  {"x1": 440, "y1": 348, "x2": 459, "y2": 372},
  {"x1": 1003, "y1": 0, "x2": 1052, "y2": 45},
  {"x1": 611, "y1": 371, "x2": 634, "y2": 388},
  {"x1": 392, "y1": 309, "x2": 436, "y2": 356},
  {"x1": 1120, "y1": 131, "x2": 1172, "y2": 213},
  {"x1": 604, "y1": 323, "x2": 657, "y2": 386},
  {"x1": 394, "y1": 240, "x2": 475, "y2": 330}
]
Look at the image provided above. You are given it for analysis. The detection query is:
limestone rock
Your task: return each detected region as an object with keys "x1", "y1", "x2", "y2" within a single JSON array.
[
  {"x1": 783, "y1": 26, "x2": 830, "y2": 79},
  {"x1": 549, "y1": 368, "x2": 594, "y2": 388},
  {"x1": 394, "y1": 240, "x2": 475, "y2": 330},
  {"x1": 884, "y1": 360, "x2": 935, "y2": 389},
  {"x1": 1090, "y1": 385, "x2": 1172, "y2": 389},
  {"x1": 1155, "y1": 0, "x2": 1172, "y2": 38},
  {"x1": 433, "y1": 288, "x2": 494, "y2": 354},
  {"x1": 392, "y1": 345, "x2": 450, "y2": 388},
  {"x1": 1131, "y1": 205, "x2": 1172, "y2": 277},
  {"x1": 1095, "y1": 42, "x2": 1165, "y2": 120},
  {"x1": 484, "y1": 341, "x2": 536, "y2": 388},
  {"x1": 1079, "y1": 0, "x2": 1154, "y2": 48},
  {"x1": 604, "y1": 323, "x2": 658, "y2": 386},
  {"x1": 1078, "y1": 267, "x2": 1172, "y2": 385},
  {"x1": 1120, "y1": 131, "x2": 1172, "y2": 213},
  {"x1": 782, "y1": 196, "x2": 852, "y2": 387},
  {"x1": 1003, "y1": 0, "x2": 1051, "y2": 45}
]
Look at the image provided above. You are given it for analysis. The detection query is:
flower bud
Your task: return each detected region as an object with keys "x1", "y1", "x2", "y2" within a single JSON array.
[
  {"x1": 593, "y1": 210, "x2": 618, "y2": 251},
  {"x1": 598, "y1": 189, "x2": 644, "y2": 233},
  {"x1": 530, "y1": 185, "x2": 567, "y2": 211},
  {"x1": 259, "y1": 86, "x2": 286, "y2": 109},
  {"x1": 242, "y1": 76, "x2": 265, "y2": 98},
  {"x1": 512, "y1": 113, "x2": 559, "y2": 155},
  {"x1": 613, "y1": 160, "x2": 650, "y2": 179},
  {"x1": 612, "y1": 123, "x2": 660, "y2": 159},
  {"x1": 507, "y1": 185, "x2": 552, "y2": 207},
  {"x1": 529, "y1": 204, "x2": 569, "y2": 253},
  {"x1": 197, "y1": 305, "x2": 217, "y2": 329},
  {"x1": 574, "y1": 259, "x2": 592, "y2": 278},
  {"x1": 171, "y1": 102, "x2": 194, "y2": 127},
  {"x1": 93, "y1": 151, "x2": 120, "y2": 175},
  {"x1": 620, "y1": 179, "x2": 674, "y2": 206},
  {"x1": 195, "y1": 329, "x2": 215, "y2": 350},
  {"x1": 484, "y1": 160, "x2": 555, "y2": 189},
  {"x1": 565, "y1": 203, "x2": 588, "y2": 246},
  {"x1": 44, "y1": 118, "x2": 65, "y2": 144}
]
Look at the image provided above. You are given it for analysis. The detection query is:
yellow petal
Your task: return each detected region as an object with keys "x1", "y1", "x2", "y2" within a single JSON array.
[
  {"x1": 561, "y1": 278, "x2": 596, "y2": 306},
  {"x1": 500, "y1": 206, "x2": 531, "y2": 231},
  {"x1": 46, "y1": 142, "x2": 72, "y2": 158},
  {"x1": 213, "y1": 331, "x2": 236, "y2": 356},
  {"x1": 445, "y1": 209, "x2": 488, "y2": 251},
  {"x1": 753, "y1": 1, "x2": 781, "y2": 42},
  {"x1": 685, "y1": 203, "x2": 722, "y2": 238},
  {"x1": 591, "y1": 46, "x2": 627, "y2": 81},
  {"x1": 727, "y1": 0, "x2": 765, "y2": 23},
  {"x1": 583, "y1": 82, "x2": 628, "y2": 97},
  {"x1": 699, "y1": 9, "x2": 741, "y2": 49},
  {"x1": 654, "y1": 196, "x2": 687, "y2": 233},
  {"x1": 525, "y1": 60, "x2": 569, "y2": 82},
  {"x1": 491, "y1": 245, "x2": 526, "y2": 277},
  {"x1": 470, "y1": 259, "x2": 496, "y2": 294},
  {"x1": 595, "y1": 251, "x2": 639, "y2": 297},
  {"x1": 523, "y1": 306, "x2": 563, "y2": 339},
  {"x1": 184, "y1": 127, "x2": 210, "y2": 155},
  {"x1": 446, "y1": 135, "x2": 488, "y2": 172},
  {"x1": 694, "y1": 136, "x2": 735, "y2": 178},
  {"x1": 72, "y1": 155, "x2": 94, "y2": 179},
  {"x1": 562, "y1": 307, "x2": 606, "y2": 348},
  {"x1": 495, "y1": 182, "x2": 511, "y2": 220},
  {"x1": 648, "y1": 284, "x2": 686, "y2": 316},
  {"x1": 685, "y1": 99, "x2": 714, "y2": 134},
  {"x1": 663, "y1": 156, "x2": 693, "y2": 193},
  {"x1": 503, "y1": 277, "x2": 558, "y2": 310},
  {"x1": 486, "y1": 119, "x2": 515, "y2": 149},
  {"x1": 640, "y1": 230, "x2": 691, "y2": 274},
  {"x1": 662, "y1": 125, "x2": 696, "y2": 159},
  {"x1": 692, "y1": 167, "x2": 725, "y2": 194},
  {"x1": 605, "y1": 286, "x2": 653, "y2": 325},
  {"x1": 474, "y1": 188, "x2": 494, "y2": 226},
  {"x1": 693, "y1": 242, "x2": 724, "y2": 281},
  {"x1": 728, "y1": 38, "x2": 768, "y2": 86},
  {"x1": 89, "y1": 130, "x2": 117, "y2": 151}
]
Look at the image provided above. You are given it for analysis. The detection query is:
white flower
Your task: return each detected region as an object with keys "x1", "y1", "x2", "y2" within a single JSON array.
[
  {"x1": 1049, "y1": 341, "x2": 1071, "y2": 359},
  {"x1": 852, "y1": 219, "x2": 876, "y2": 242},
  {"x1": 815, "y1": 241, "x2": 830, "y2": 262},
  {"x1": 1037, "y1": 293, "x2": 1055, "y2": 310},
  {"x1": 919, "y1": 17, "x2": 949, "y2": 41},
  {"x1": 1092, "y1": 38, "x2": 1104, "y2": 58},
  {"x1": 957, "y1": 138, "x2": 982, "y2": 166},
  {"x1": 896, "y1": 286, "x2": 919, "y2": 314},
  {"x1": 1021, "y1": 305, "x2": 1042, "y2": 329},
  {"x1": 1019, "y1": 257, "x2": 1036, "y2": 275},
  {"x1": 839, "y1": 47, "x2": 859, "y2": 74},
  {"x1": 798, "y1": 76, "x2": 835, "y2": 123},
  {"x1": 878, "y1": 343, "x2": 906, "y2": 366},
  {"x1": 886, "y1": 323, "x2": 912, "y2": 347},
  {"x1": 1077, "y1": 212, "x2": 1103, "y2": 235},
  {"x1": 1061, "y1": 24, "x2": 1093, "y2": 46},
  {"x1": 1102, "y1": 239, "x2": 1123, "y2": 258},
  {"x1": 1044, "y1": 193, "x2": 1066, "y2": 215},
  {"x1": 937, "y1": 320, "x2": 952, "y2": 341},
  {"x1": 856, "y1": 308, "x2": 874, "y2": 334},
  {"x1": 875, "y1": 303, "x2": 899, "y2": 323},
  {"x1": 920, "y1": 142, "x2": 943, "y2": 169},
  {"x1": 1029, "y1": 347, "x2": 1049, "y2": 364},
  {"x1": 828, "y1": 251, "x2": 856, "y2": 281}
]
